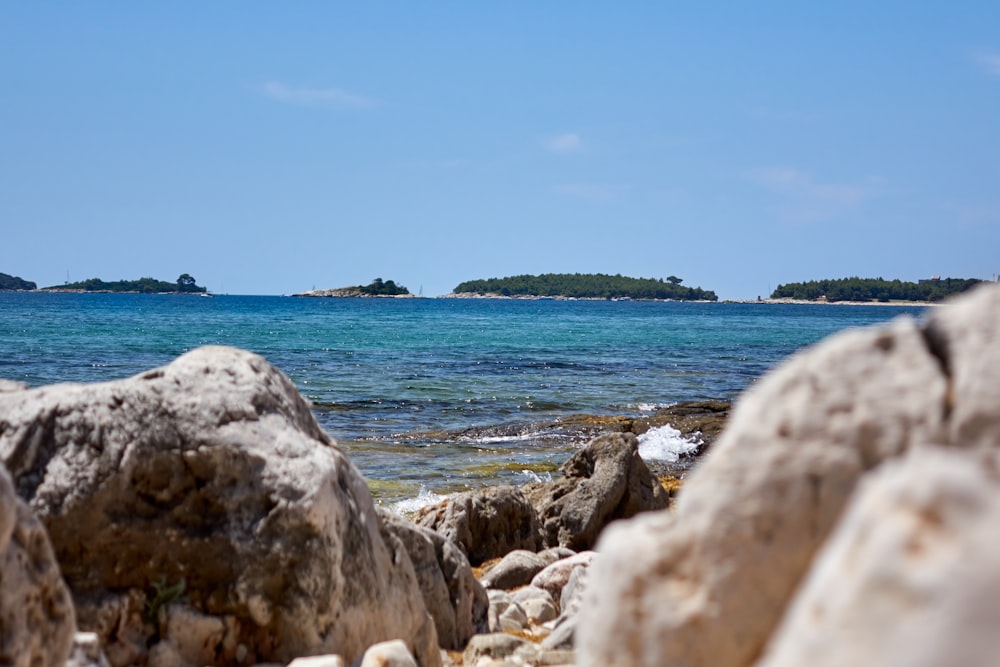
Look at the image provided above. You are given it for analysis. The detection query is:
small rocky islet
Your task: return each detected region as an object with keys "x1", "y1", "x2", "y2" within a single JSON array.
[{"x1": 1, "y1": 283, "x2": 1000, "y2": 666}]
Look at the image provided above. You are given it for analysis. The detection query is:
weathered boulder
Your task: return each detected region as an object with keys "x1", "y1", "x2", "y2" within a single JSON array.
[
  {"x1": 511, "y1": 586, "x2": 558, "y2": 624},
  {"x1": 530, "y1": 551, "x2": 596, "y2": 600},
  {"x1": 0, "y1": 346, "x2": 439, "y2": 667},
  {"x1": 578, "y1": 285, "x2": 1000, "y2": 667},
  {"x1": 525, "y1": 432, "x2": 668, "y2": 550},
  {"x1": 759, "y1": 445, "x2": 1000, "y2": 667},
  {"x1": 479, "y1": 547, "x2": 571, "y2": 590},
  {"x1": 0, "y1": 464, "x2": 76, "y2": 667},
  {"x1": 413, "y1": 486, "x2": 540, "y2": 565},
  {"x1": 378, "y1": 509, "x2": 489, "y2": 649}
]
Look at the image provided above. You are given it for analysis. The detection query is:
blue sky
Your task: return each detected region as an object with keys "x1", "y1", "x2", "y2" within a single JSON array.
[{"x1": 2, "y1": 3, "x2": 998, "y2": 298}]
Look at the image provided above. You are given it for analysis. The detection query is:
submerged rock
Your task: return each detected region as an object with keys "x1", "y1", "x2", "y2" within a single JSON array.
[
  {"x1": 577, "y1": 283, "x2": 1000, "y2": 667},
  {"x1": 0, "y1": 346, "x2": 440, "y2": 667}
]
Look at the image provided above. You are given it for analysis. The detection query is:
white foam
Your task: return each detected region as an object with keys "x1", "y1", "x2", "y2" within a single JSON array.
[
  {"x1": 637, "y1": 424, "x2": 702, "y2": 463},
  {"x1": 631, "y1": 402, "x2": 672, "y2": 413},
  {"x1": 516, "y1": 469, "x2": 553, "y2": 484},
  {"x1": 389, "y1": 486, "x2": 450, "y2": 515}
]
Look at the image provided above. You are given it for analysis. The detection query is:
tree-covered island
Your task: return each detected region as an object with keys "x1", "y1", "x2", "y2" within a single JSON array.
[
  {"x1": 293, "y1": 277, "x2": 413, "y2": 298},
  {"x1": 771, "y1": 277, "x2": 983, "y2": 303},
  {"x1": 450, "y1": 273, "x2": 718, "y2": 301},
  {"x1": 0, "y1": 272, "x2": 37, "y2": 291},
  {"x1": 41, "y1": 274, "x2": 207, "y2": 294}
]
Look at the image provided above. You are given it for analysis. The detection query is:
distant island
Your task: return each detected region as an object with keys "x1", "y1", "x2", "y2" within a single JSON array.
[
  {"x1": 771, "y1": 277, "x2": 983, "y2": 303},
  {"x1": 449, "y1": 273, "x2": 718, "y2": 301},
  {"x1": 0, "y1": 272, "x2": 37, "y2": 291},
  {"x1": 42, "y1": 274, "x2": 207, "y2": 294},
  {"x1": 294, "y1": 277, "x2": 414, "y2": 298}
]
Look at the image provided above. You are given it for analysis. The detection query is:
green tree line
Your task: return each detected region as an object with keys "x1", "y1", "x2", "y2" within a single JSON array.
[
  {"x1": 356, "y1": 277, "x2": 409, "y2": 296},
  {"x1": 0, "y1": 272, "x2": 37, "y2": 290},
  {"x1": 453, "y1": 273, "x2": 718, "y2": 301},
  {"x1": 42, "y1": 274, "x2": 207, "y2": 294},
  {"x1": 771, "y1": 277, "x2": 982, "y2": 302}
]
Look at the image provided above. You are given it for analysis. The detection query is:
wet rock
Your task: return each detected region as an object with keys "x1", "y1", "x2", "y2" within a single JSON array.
[
  {"x1": 379, "y1": 509, "x2": 489, "y2": 649},
  {"x1": 0, "y1": 346, "x2": 439, "y2": 667},
  {"x1": 525, "y1": 432, "x2": 669, "y2": 550},
  {"x1": 413, "y1": 486, "x2": 540, "y2": 565},
  {"x1": 0, "y1": 464, "x2": 75, "y2": 667},
  {"x1": 577, "y1": 284, "x2": 1000, "y2": 667}
]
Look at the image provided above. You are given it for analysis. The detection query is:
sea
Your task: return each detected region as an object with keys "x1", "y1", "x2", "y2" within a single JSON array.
[{"x1": 0, "y1": 293, "x2": 927, "y2": 509}]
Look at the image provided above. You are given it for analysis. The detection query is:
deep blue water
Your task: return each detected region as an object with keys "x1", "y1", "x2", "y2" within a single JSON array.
[{"x1": 0, "y1": 293, "x2": 927, "y2": 502}]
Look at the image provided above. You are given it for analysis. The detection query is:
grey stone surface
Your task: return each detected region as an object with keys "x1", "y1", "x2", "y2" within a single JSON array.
[
  {"x1": 0, "y1": 464, "x2": 76, "y2": 667},
  {"x1": 480, "y1": 549, "x2": 559, "y2": 590},
  {"x1": 413, "y1": 486, "x2": 541, "y2": 565},
  {"x1": 525, "y1": 432, "x2": 668, "y2": 550},
  {"x1": 0, "y1": 346, "x2": 439, "y2": 667},
  {"x1": 578, "y1": 295, "x2": 968, "y2": 667},
  {"x1": 530, "y1": 551, "x2": 596, "y2": 600},
  {"x1": 379, "y1": 509, "x2": 488, "y2": 649},
  {"x1": 759, "y1": 445, "x2": 1000, "y2": 667}
]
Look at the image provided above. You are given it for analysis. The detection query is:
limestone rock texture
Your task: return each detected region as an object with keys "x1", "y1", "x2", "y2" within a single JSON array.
[
  {"x1": 378, "y1": 509, "x2": 488, "y2": 650},
  {"x1": 524, "y1": 432, "x2": 668, "y2": 551},
  {"x1": 0, "y1": 346, "x2": 439, "y2": 667},
  {"x1": 759, "y1": 445, "x2": 1000, "y2": 667},
  {"x1": 577, "y1": 283, "x2": 1000, "y2": 667},
  {"x1": 0, "y1": 464, "x2": 76, "y2": 667},
  {"x1": 413, "y1": 486, "x2": 541, "y2": 565},
  {"x1": 479, "y1": 548, "x2": 570, "y2": 591}
]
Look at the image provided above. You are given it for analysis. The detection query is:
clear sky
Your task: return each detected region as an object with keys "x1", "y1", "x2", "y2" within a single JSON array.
[{"x1": 2, "y1": 3, "x2": 998, "y2": 298}]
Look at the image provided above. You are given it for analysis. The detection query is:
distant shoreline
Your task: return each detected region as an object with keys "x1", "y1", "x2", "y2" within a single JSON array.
[
  {"x1": 439, "y1": 293, "x2": 939, "y2": 305},
  {"x1": 26, "y1": 289, "x2": 211, "y2": 295},
  {"x1": 1, "y1": 290, "x2": 943, "y2": 305},
  {"x1": 438, "y1": 292, "x2": 715, "y2": 302},
  {"x1": 737, "y1": 298, "x2": 941, "y2": 307}
]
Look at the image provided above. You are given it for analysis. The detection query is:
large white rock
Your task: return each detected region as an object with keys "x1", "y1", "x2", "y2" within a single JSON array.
[
  {"x1": 0, "y1": 464, "x2": 76, "y2": 667},
  {"x1": 0, "y1": 346, "x2": 439, "y2": 667},
  {"x1": 924, "y1": 283, "x2": 1000, "y2": 449},
  {"x1": 576, "y1": 285, "x2": 1000, "y2": 667},
  {"x1": 759, "y1": 445, "x2": 1000, "y2": 667}
]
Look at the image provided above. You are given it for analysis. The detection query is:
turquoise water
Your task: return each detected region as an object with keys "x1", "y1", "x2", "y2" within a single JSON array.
[{"x1": 0, "y1": 293, "x2": 926, "y2": 502}]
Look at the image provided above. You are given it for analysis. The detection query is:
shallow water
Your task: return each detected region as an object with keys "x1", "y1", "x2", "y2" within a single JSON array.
[{"x1": 0, "y1": 293, "x2": 927, "y2": 503}]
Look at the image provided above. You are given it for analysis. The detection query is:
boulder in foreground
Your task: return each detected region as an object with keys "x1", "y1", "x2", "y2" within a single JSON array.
[
  {"x1": 577, "y1": 283, "x2": 1000, "y2": 667},
  {"x1": 0, "y1": 346, "x2": 439, "y2": 667},
  {"x1": 0, "y1": 464, "x2": 76, "y2": 667}
]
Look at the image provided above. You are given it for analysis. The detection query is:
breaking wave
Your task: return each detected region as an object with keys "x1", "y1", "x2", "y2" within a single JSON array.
[{"x1": 637, "y1": 424, "x2": 702, "y2": 463}]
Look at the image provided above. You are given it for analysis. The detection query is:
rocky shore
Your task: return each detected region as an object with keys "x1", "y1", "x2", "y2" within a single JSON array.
[
  {"x1": 1, "y1": 282, "x2": 999, "y2": 666},
  {"x1": 292, "y1": 288, "x2": 420, "y2": 298}
]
